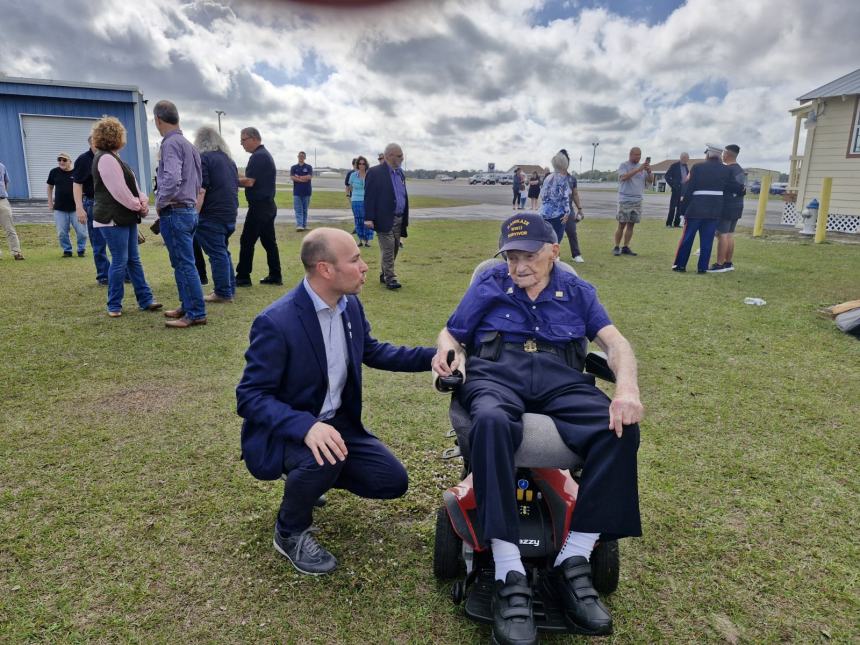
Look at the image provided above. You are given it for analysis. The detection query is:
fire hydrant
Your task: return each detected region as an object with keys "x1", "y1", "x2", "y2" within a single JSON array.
[{"x1": 800, "y1": 198, "x2": 818, "y2": 235}]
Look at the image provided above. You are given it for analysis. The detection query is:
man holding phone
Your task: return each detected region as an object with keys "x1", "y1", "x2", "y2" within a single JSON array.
[{"x1": 614, "y1": 147, "x2": 651, "y2": 256}]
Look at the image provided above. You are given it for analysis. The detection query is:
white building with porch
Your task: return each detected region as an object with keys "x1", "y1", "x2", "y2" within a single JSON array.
[{"x1": 785, "y1": 68, "x2": 860, "y2": 234}]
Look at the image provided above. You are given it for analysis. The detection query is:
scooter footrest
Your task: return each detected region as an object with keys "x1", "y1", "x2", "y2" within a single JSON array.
[{"x1": 463, "y1": 569, "x2": 570, "y2": 633}]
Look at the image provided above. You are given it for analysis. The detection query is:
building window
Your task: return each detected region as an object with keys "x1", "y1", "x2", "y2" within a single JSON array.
[{"x1": 850, "y1": 97, "x2": 860, "y2": 157}]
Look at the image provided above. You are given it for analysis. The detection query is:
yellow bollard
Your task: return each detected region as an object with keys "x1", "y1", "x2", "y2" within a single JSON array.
[
  {"x1": 815, "y1": 177, "x2": 832, "y2": 243},
  {"x1": 753, "y1": 175, "x2": 771, "y2": 237}
]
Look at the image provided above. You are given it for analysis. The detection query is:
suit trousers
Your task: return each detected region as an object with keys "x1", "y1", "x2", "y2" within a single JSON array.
[
  {"x1": 377, "y1": 215, "x2": 403, "y2": 284},
  {"x1": 674, "y1": 218, "x2": 718, "y2": 272},
  {"x1": 457, "y1": 350, "x2": 641, "y2": 544},
  {"x1": 236, "y1": 199, "x2": 281, "y2": 281},
  {"x1": 564, "y1": 215, "x2": 581, "y2": 258},
  {"x1": 666, "y1": 189, "x2": 684, "y2": 226},
  {"x1": 276, "y1": 412, "x2": 408, "y2": 534}
]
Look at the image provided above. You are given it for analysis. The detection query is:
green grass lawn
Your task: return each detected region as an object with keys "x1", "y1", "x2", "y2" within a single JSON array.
[
  {"x1": 1, "y1": 220, "x2": 858, "y2": 643},
  {"x1": 149, "y1": 190, "x2": 477, "y2": 210}
]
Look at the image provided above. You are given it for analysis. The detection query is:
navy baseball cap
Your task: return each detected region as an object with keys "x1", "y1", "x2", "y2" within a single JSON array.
[{"x1": 497, "y1": 213, "x2": 557, "y2": 255}]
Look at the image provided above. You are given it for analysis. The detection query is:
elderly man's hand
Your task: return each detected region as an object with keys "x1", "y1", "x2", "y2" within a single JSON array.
[
  {"x1": 608, "y1": 389, "x2": 644, "y2": 438},
  {"x1": 432, "y1": 346, "x2": 464, "y2": 377},
  {"x1": 304, "y1": 421, "x2": 348, "y2": 466}
]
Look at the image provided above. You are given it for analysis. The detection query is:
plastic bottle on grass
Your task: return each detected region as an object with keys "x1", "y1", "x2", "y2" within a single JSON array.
[{"x1": 743, "y1": 297, "x2": 766, "y2": 306}]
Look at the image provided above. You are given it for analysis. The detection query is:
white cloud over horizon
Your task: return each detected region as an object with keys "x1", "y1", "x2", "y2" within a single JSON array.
[{"x1": 2, "y1": 0, "x2": 858, "y2": 172}]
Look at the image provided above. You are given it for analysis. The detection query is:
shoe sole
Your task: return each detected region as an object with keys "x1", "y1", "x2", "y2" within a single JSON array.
[
  {"x1": 272, "y1": 537, "x2": 334, "y2": 576},
  {"x1": 563, "y1": 614, "x2": 613, "y2": 636}
]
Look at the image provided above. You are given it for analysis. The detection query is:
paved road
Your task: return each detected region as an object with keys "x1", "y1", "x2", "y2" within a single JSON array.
[{"x1": 9, "y1": 177, "x2": 790, "y2": 230}]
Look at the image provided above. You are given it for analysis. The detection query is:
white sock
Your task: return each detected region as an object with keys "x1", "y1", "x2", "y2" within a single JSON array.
[
  {"x1": 554, "y1": 531, "x2": 599, "y2": 566},
  {"x1": 491, "y1": 539, "x2": 526, "y2": 582}
]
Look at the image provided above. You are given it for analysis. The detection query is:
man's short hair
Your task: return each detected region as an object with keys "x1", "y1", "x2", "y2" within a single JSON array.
[
  {"x1": 725, "y1": 144, "x2": 740, "y2": 155},
  {"x1": 299, "y1": 151, "x2": 306, "y2": 156},
  {"x1": 241, "y1": 127, "x2": 261, "y2": 141},
  {"x1": 153, "y1": 100, "x2": 179, "y2": 125},
  {"x1": 300, "y1": 234, "x2": 337, "y2": 270}
]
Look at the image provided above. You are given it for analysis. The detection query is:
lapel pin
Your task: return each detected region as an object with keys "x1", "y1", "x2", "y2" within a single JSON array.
[{"x1": 555, "y1": 291, "x2": 564, "y2": 298}]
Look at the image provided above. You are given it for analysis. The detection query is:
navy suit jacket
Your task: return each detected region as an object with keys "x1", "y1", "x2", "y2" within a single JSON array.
[
  {"x1": 363, "y1": 162, "x2": 409, "y2": 235},
  {"x1": 664, "y1": 161, "x2": 687, "y2": 192},
  {"x1": 236, "y1": 282, "x2": 435, "y2": 480}
]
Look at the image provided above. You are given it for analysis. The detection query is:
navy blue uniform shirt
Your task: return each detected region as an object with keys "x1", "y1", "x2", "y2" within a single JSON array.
[
  {"x1": 446, "y1": 263, "x2": 612, "y2": 348},
  {"x1": 244, "y1": 145, "x2": 276, "y2": 202},
  {"x1": 200, "y1": 150, "x2": 239, "y2": 223},
  {"x1": 71, "y1": 149, "x2": 95, "y2": 199},
  {"x1": 290, "y1": 163, "x2": 313, "y2": 197}
]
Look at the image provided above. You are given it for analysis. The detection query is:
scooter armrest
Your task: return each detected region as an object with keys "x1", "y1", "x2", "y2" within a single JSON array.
[{"x1": 585, "y1": 351, "x2": 615, "y2": 383}]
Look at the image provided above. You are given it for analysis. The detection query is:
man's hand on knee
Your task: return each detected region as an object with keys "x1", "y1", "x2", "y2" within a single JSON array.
[
  {"x1": 304, "y1": 422, "x2": 348, "y2": 466},
  {"x1": 608, "y1": 390, "x2": 644, "y2": 438}
]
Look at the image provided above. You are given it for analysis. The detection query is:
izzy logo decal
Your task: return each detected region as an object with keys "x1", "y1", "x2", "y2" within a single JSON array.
[{"x1": 519, "y1": 539, "x2": 540, "y2": 546}]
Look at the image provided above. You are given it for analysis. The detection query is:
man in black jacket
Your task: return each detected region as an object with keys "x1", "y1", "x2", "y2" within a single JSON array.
[
  {"x1": 364, "y1": 143, "x2": 408, "y2": 290},
  {"x1": 664, "y1": 152, "x2": 689, "y2": 227},
  {"x1": 673, "y1": 145, "x2": 743, "y2": 274}
]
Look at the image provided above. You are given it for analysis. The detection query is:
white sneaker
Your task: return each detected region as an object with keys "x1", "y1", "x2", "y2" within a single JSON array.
[{"x1": 573, "y1": 255, "x2": 584, "y2": 263}]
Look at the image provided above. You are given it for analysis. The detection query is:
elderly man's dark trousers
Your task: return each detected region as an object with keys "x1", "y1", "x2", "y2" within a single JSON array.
[
  {"x1": 457, "y1": 351, "x2": 641, "y2": 544},
  {"x1": 236, "y1": 199, "x2": 281, "y2": 281},
  {"x1": 666, "y1": 189, "x2": 683, "y2": 226},
  {"x1": 276, "y1": 411, "x2": 408, "y2": 535}
]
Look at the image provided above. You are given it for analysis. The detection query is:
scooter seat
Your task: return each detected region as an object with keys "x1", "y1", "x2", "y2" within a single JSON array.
[{"x1": 450, "y1": 398, "x2": 584, "y2": 470}]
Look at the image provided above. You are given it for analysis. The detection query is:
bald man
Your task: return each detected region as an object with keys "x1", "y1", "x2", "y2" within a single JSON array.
[{"x1": 237, "y1": 228, "x2": 434, "y2": 574}]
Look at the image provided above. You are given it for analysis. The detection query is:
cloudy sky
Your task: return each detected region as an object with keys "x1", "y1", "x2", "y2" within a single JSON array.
[{"x1": 2, "y1": 0, "x2": 859, "y2": 172}]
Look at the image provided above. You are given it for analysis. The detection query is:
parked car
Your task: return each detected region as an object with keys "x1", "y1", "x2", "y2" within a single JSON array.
[
  {"x1": 770, "y1": 182, "x2": 789, "y2": 195},
  {"x1": 468, "y1": 175, "x2": 484, "y2": 185},
  {"x1": 749, "y1": 180, "x2": 762, "y2": 194}
]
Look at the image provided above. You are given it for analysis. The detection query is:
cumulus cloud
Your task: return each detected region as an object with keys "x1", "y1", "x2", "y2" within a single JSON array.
[{"x1": 1, "y1": 0, "x2": 858, "y2": 171}]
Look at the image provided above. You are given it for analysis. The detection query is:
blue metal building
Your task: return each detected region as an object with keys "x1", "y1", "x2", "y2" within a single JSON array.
[{"x1": 0, "y1": 76, "x2": 151, "y2": 199}]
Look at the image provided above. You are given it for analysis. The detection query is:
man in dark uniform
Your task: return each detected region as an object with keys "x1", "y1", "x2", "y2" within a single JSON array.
[
  {"x1": 237, "y1": 127, "x2": 282, "y2": 287},
  {"x1": 432, "y1": 213, "x2": 644, "y2": 643},
  {"x1": 664, "y1": 152, "x2": 689, "y2": 228},
  {"x1": 710, "y1": 144, "x2": 745, "y2": 272},
  {"x1": 673, "y1": 144, "x2": 743, "y2": 274}
]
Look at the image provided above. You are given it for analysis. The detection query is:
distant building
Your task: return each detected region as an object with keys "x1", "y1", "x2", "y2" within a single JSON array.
[
  {"x1": 785, "y1": 67, "x2": 860, "y2": 233},
  {"x1": 505, "y1": 164, "x2": 549, "y2": 177},
  {"x1": 649, "y1": 158, "x2": 705, "y2": 191},
  {"x1": 0, "y1": 76, "x2": 151, "y2": 199}
]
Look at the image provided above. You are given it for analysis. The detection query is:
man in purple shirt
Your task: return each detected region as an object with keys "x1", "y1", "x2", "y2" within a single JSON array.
[
  {"x1": 153, "y1": 100, "x2": 206, "y2": 328},
  {"x1": 364, "y1": 143, "x2": 409, "y2": 290}
]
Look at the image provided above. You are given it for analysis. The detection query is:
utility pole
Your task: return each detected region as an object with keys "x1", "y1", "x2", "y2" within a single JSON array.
[
  {"x1": 215, "y1": 110, "x2": 225, "y2": 134},
  {"x1": 590, "y1": 141, "x2": 600, "y2": 179}
]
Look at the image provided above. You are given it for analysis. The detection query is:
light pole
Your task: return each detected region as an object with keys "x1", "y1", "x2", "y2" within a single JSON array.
[
  {"x1": 590, "y1": 141, "x2": 599, "y2": 179},
  {"x1": 215, "y1": 110, "x2": 225, "y2": 134}
]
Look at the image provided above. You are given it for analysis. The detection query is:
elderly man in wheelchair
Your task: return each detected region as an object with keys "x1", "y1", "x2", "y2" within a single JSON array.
[{"x1": 431, "y1": 213, "x2": 644, "y2": 644}]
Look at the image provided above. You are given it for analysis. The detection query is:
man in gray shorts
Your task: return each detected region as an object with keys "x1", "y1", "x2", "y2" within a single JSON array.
[
  {"x1": 710, "y1": 144, "x2": 745, "y2": 272},
  {"x1": 614, "y1": 147, "x2": 651, "y2": 256}
]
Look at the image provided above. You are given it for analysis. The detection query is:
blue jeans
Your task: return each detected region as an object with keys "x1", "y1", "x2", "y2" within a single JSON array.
[
  {"x1": 159, "y1": 207, "x2": 206, "y2": 320},
  {"x1": 100, "y1": 224, "x2": 154, "y2": 313},
  {"x1": 195, "y1": 218, "x2": 236, "y2": 298},
  {"x1": 84, "y1": 197, "x2": 110, "y2": 281},
  {"x1": 293, "y1": 194, "x2": 310, "y2": 228},
  {"x1": 546, "y1": 215, "x2": 566, "y2": 245},
  {"x1": 54, "y1": 210, "x2": 88, "y2": 253},
  {"x1": 350, "y1": 200, "x2": 374, "y2": 242}
]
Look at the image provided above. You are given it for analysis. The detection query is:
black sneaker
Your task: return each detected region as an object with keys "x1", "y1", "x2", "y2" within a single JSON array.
[
  {"x1": 260, "y1": 276, "x2": 283, "y2": 286},
  {"x1": 98, "y1": 279, "x2": 109, "y2": 286},
  {"x1": 200, "y1": 276, "x2": 209, "y2": 285},
  {"x1": 236, "y1": 278, "x2": 252, "y2": 288},
  {"x1": 552, "y1": 556, "x2": 612, "y2": 635},
  {"x1": 672, "y1": 266, "x2": 686, "y2": 273},
  {"x1": 379, "y1": 272, "x2": 385, "y2": 284},
  {"x1": 77, "y1": 251, "x2": 85, "y2": 257},
  {"x1": 612, "y1": 246, "x2": 621, "y2": 256},
  {"x1": 620, "y1": 246, "x2": 637, "y2": 256},
  {"x1": 491, "y1": 571, "x2": 537, "y2": 645},
  {"x1": 386, "y1": 281, "x2": 402, "y2": 290},
  {"x1": 273, "y1": 526, "x2": 337, "y2": 575},
  {"x1": 62, "y1": 251, "x2": 73, "y2": 258},
  {"x1": 723, "y1": 262, "x2": 734, "y2": 271}
]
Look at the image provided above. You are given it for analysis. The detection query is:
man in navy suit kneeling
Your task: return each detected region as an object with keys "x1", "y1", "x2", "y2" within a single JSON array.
[{"x1": 237, "y1": 228, "x2": 434, "y2": 574}]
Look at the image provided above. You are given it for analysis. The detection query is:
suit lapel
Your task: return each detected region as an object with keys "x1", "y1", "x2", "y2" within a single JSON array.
[
  {"x1": 295, "y1": 285, "x2": 327, "y2": 378},
  {"x1": 342, "y1": 299, "x2": 360, "y2": 381}
]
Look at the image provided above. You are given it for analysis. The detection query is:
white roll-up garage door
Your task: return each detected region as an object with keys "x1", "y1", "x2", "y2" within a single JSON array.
[{"x1": 20, "y1": 115, "x2": 97, "y2": 197}]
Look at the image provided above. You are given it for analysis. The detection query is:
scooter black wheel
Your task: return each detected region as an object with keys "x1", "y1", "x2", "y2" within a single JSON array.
[
  {"x1": 450, "y1": 580, "x2": 465, "y2": 605},
  {"x1": 591, "y1": 539, "x2": 620, "y2": 594},
  {"x1": 433, "y1": 507, "x2": 463, "y2": 580}
]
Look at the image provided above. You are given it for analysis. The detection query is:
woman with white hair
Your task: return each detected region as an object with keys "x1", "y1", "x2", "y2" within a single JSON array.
[
  {"x1": 193, "y1": 126, "x2": 239, "y2": 303},
  {"x1": 538, "y1": 151, "x2": 572, "y2": 244}
]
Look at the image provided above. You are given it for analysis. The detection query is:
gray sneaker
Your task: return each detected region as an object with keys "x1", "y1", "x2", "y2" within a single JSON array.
[
  {"x1": 612, "y1": 246, "x2": 621, "y2": 256},
  {"x1": 273, "y1": 526, "x2": 337, "y2": 575}
]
